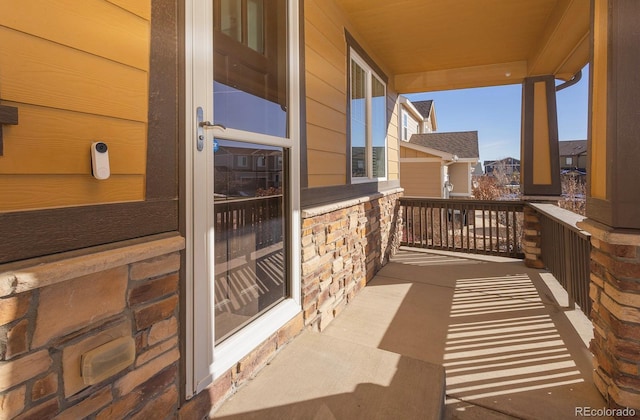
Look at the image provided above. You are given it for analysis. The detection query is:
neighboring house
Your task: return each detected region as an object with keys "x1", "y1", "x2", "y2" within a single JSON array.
[
  {"x1": 400, "y1": 130, "x2": 480, "y2": 198},
  {"x1": 397, "y1": 97, "x2": 437, "y2": 141},
  {"x1": 398, "y1": 97, "x2": 478, "y2": 198},
  {"x1": 484, "y1": 157, "x2": 521, "y2": 176},
  {"x1": 214, "y1": 145, "x2": 283, "y2": 197},
  {"x1": 472, "y1": 162, "x2": 484, "y2": 179},
  {"x1": 559, "y1": 140, "x2": 587, "y2": 172},
  {"x1": 412, "y1": 99, "x2": 437, "y2": 133}
]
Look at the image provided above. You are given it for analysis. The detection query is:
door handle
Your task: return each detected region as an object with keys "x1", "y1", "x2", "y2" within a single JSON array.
[
  {"x1": 199, "y1": 121, "x2": 226, "y2": 130},
  {"x1": 196, "y1": 107, "x2": 225, "y2": 152}
]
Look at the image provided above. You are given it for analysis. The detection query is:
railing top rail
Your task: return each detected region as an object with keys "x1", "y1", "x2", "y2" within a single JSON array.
[
  {"x1": 527, "y1": 202, "x2": 590, "y2": 237},
  {"x1": 214, "y1": 195, "x2": 283, "y2": 205},
  {"x1": 399, "y1": 197, "x2": 526, "y2": 207}
]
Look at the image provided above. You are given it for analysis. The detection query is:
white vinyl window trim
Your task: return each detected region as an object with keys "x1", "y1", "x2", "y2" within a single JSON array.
[
  {"x1": 402, "y1": 112, "x2": 408, "y2": 140},
  {"x1": 350, "y1": 49, "x2": 387, "y2": 183},
  {"x1": 184, "y1": 0, "x2": 301, "y2": 399}
]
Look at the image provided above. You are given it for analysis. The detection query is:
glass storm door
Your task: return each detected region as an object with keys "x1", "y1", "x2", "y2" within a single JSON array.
[{"x1": 187, "y1": 0, "x2": 300, "y2": 397}]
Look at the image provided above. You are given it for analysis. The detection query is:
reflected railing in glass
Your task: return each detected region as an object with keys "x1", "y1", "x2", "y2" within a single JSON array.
[{"x1": 213, "y1": 140, "x2": 287, "y2": 343}]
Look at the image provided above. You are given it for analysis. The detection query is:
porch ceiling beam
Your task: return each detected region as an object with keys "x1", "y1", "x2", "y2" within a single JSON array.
[
  {"x1": 527, "y1": 0, "x2": 591, "y2": 80},
  {"x1": 394, "y1": 61, "x2": 527, "y2": 94}
]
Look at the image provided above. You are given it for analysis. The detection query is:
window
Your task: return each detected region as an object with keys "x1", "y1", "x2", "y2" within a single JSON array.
[
  {"x1": 566, "y1": 157, "x2": 573, "y2": 165},
  {"x1": 219, "y1": 0, "x2": 265, "y2": 54},
  {"x1": 214, "y1": 0, "x2": 287, "y2": 138},
  {"x1": 350, "y1": 49, "x2": 387, "y2": 181},
  {"x1": 237, "y1": 155, "x2": 249, "y2": 167},
  {"x1": 402, "y1": 112, "x2": 408, "y2": 140}
]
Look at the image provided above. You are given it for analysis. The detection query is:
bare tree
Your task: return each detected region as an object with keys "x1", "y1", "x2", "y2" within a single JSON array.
[{"x1": 558, "y1": 173, "x2": 586, "y2": 215}]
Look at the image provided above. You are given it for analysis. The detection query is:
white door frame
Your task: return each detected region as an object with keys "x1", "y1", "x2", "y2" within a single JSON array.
[{"x1": 184, "y1": 0, "x2": 301, "y2": 398}]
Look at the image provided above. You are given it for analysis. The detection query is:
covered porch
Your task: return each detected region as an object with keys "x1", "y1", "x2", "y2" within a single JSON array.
[{"x1": 212, "y1": 248, "x2": 605, "y2": 419}]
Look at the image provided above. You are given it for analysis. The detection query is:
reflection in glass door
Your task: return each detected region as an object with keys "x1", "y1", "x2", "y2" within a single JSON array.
[
  {"x1": 212, "y1": 0, "x2": 289, "y2": 343},
  {"x1": 213, "y1": 140, "x2": 287, "y2": 342}
]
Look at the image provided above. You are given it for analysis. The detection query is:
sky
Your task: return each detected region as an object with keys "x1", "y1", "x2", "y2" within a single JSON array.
[{"x1": 406, "y1": 65, "x2": 589, "y2": 165}]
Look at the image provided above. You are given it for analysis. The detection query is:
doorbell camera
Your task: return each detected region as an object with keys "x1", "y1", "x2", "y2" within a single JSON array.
[{"x1": 91, "y1": 141, "x2": 110, "y2": 180}]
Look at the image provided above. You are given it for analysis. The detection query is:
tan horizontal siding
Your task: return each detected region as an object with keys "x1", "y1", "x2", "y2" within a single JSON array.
[
  {"x1": 449, "y1": 163, "x2": 470, "y2": 194},
  {"x1": 401, "y1": 162, "x2": 442, "y2": 197},
  {"x1": 0, "y1": 0, "x2": 150, "y2": 70},
  {"x1": 304, "y1": 21, "x2": 346, "y2": 88},
  {"x1": 305, "y1": 48, "x2": 346, "y2": 98},
  {"x1": 0, "y1": 0, "x2": 149, "y2": 211},
  {"x1": 106, "y1": 0, "x2": 151, "y2": 20},
  {"x1": 400, "y1": 147, "x2": 439, "y2": 158},
  {"x1": 307, "y1": 124, "x2": 347, "y2": 154},
  {"x1": 308, "y1": 150, "x2": 346, "y2": 176},
  {"x1": 306, "y1": 72, "x2": 346, "y2": 115},
  {"x1": 305, "y1": 0, "x2": 347, "y2": 53},
  {"x1": 0, "y1": 103, "x2": 146, "y2": 175},
  {"x1": 308, "y1": 174, "x2": 346, "y2": 187},
  {"x1": 0, "y1": 27, "x2": 148, "y2": 122},
  {"x1": 0, "y1": 175, "x2": 145, "y2": 212},
  {"x1": 388, "y1": 160, "x2": 399, "y2": 180},
  {"x1": 306, "y1": 98, "x2": 347, "y2": 135}
]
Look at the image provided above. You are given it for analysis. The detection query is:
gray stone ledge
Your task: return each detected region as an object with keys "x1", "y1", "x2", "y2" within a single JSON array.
[
  {"x1": 301, "y1": 188, "x2": 403, "y2": 219},
  {"x1": 0, "y1": 234, "x2": 185, "y2": 297}
]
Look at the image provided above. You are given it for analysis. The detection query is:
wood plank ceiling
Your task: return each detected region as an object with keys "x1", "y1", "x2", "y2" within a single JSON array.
[{"x1": 333, "y1": 0, "x2": 590, "y2": 92}]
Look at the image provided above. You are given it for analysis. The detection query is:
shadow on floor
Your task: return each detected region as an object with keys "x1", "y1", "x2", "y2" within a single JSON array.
[{"x1": 213, "y1": 249, "x2": 608, "y2": 420}]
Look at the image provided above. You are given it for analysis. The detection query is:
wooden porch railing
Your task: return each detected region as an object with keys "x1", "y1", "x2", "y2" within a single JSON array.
[
  {"x1": 399, "y1": 197, "x2": 525, "y2": 258},
  {"x1": 214, "y1": 195, "x2": 284, "y2": 262},
  {"x1": 531, "y1": 203, "x2": 592, "y2": 317}
]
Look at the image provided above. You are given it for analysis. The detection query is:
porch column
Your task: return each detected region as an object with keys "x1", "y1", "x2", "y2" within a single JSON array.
[
  {"x1": 579, "y1": 0, "x2": 640, "y2": 412},
  {"x1": 520, "y1": 75, "x2": 561, "y2": 197}
]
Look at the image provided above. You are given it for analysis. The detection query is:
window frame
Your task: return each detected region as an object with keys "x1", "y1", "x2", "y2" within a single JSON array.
[
  {"x1": 348, "y1": 48, "x2": 388, "y2": 183},
  {"x1": 402, "y1": 112, "x2": 409, "y2": 140}
]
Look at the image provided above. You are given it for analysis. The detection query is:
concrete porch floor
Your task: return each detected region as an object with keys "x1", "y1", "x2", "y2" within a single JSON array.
[{"x1": 213, "y1": 248, "x2": 609, "y2": 420}]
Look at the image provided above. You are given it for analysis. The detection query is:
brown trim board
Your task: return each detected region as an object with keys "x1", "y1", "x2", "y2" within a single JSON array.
[
  {"x1": 301, "y1": 180, "x2": 401, "y2": 209},
  {"x1": 0, "y1": 200, "x2": 178, "y2": 265},
  {"x1": 521, "y1": 75, "x2": 561, "y2": 196}
]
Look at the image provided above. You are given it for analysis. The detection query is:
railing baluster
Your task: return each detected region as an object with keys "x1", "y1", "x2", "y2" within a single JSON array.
[
  {"x1": 534, "y1": 203, "x2": 591, "y2": 318},
  {"x1": 482, "y1": 206, "x2": 486, "y2": 253},
  {"x1": 398, "y1": 198, "x2": 524, "y2": 258}
]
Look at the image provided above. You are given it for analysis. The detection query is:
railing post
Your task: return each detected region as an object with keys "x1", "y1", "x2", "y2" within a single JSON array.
[
  {"x1": 563, "y1": 227, "x2": 575, "y2": 310},
  {"x1": 523, "y1": 206, "x2": 544, "y2": 268}
]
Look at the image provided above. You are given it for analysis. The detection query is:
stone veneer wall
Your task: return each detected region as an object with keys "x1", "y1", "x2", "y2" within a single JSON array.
[
  {"x1": 523, "y1": 206, "x2": 544, "y2": 269},
  {"x1": 0, "y1": 235, "x2": 184, "y2": 419},
  {"x1": 177, "y1": 314, "x2": 303, "y2": 419},
  {"x1": 0, "y1": 190, "x2": 404, "y2": 419},
  {"x1": 300, "y1": 189, "x2": 404, "y2": 331},
  {"x1": 580, "y1": 220, "x2": 640, "y2": 414},
  {"x1": 178, "y1": 189, "x2": 404, "y2": 418}
]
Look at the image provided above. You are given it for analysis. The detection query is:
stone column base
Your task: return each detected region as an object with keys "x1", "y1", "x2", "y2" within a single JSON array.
[
  {"x1": 523, "y1": 206, "x2": 544, "y2": 268},
  {"x1": 578, "y1": 219, "x2": 640, "y2": 413}
]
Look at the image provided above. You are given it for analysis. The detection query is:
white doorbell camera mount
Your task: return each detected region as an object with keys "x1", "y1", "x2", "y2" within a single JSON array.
[{"x1": 91, "y1": 141, "x2": 111, "y2": 180}]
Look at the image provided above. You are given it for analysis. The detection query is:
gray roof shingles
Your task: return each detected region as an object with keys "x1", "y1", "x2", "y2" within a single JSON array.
[
  {"x1": 558, "y1": 140, "x2": 587, "y2": 156},
  {"x1": 409, "y1": 131, "x2": 479, "y2": 159},
  {"x1": 411, "y1": 100, "x2": 433, "y2": 119}
]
